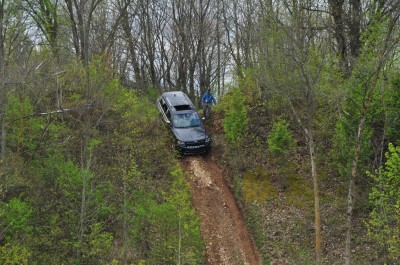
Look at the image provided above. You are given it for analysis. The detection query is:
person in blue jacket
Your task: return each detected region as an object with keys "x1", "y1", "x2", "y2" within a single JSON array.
[{"x1": 202, "y1": 88, "x2": 217, "y2": 119}]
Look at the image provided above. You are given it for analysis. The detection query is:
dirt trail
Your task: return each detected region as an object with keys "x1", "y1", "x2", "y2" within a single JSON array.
[{"x1": 181, "y1": 154, "x2": 263, "y2": 265}]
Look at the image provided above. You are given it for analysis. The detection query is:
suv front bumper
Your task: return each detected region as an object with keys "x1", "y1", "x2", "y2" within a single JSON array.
[{"x1": 177, "y1": 140, "x2": 211, "y2": 155}]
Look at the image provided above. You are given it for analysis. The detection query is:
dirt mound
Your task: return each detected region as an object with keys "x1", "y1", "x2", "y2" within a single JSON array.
[{"x1": 181, "y1": 155, "x2": 262, "y2": 265}]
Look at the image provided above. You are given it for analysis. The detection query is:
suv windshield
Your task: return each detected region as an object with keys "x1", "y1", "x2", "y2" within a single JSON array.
[{"x1": 172, "y1": 112, "x2": 201, "y2": 128}]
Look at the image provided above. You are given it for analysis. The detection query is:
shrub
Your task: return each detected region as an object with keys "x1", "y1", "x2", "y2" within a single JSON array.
[
  {"x1": 367, "y1": 143, "x2": 400, "y2": 263},
  {"x1": 222, "y1": 88, "x2": 248, "y2": 145},
  {"x1": 267, "y1": 119, "x2": 296, "y2": 156}
]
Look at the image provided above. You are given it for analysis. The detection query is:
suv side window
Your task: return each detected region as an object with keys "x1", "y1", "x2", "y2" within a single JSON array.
[
  {"x1": 160, "y1": 98, "x2": 171, "y2": 121},
  {"x1": 166, "y1": 109, "x2": 171, "y2": 121},
  {"x1": 161, "y1": 99, "x2": 168, "y2": 113}
]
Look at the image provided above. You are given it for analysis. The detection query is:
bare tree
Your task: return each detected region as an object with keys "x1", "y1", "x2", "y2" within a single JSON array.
[
  {"x1": 64, "y1": 0, "x2": 103, "y2": 63},
  {"x1": 171, "y1": 0, "x2": 196, "y2": 97},
  {"x1": 119, "y1": 0, "x2": 144, "y2": 88},
  {"x1": 104, "y1": 0, "x2": 224, "y2": 97},
  {"x1": 283, "y1": 5, "x2": 326, "y2": 261},
  {"x1": 120, "y1": 0, "x2": 171, "y2": 91},
  {"x1": 24, "y1": 0, "x2": 60, "y2": 57},
  {"x1": 138, "y1": 0, "x2": 157, "y2": 87},
  {"x1": 222, "y1": 0, "x2": 243, "y2": 78}
]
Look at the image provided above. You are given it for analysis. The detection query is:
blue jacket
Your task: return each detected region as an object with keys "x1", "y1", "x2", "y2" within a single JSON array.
[{"x1": 202, "y1": 92, "x2": 217, "y2": 104}]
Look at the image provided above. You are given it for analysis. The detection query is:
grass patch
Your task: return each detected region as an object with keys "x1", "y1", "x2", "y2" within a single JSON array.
[
  {"x1": 244, "y1": 204, "x2": 270, "y2": 262},
  {"x1": 243, "y1": 166, "x2": 277, "y2": 204},
  {"x1": 284, "y1": 173, "x2": 314, "y2": 210}
]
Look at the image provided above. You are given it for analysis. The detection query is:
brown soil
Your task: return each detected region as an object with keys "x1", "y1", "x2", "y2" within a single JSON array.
[{"x1": 181, "y1": 153, "x2": 263, "y2": 265}]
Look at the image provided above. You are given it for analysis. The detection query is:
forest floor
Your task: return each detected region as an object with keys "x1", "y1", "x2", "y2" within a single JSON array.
[{"x1": 180, "y1": 116, "x2": 263, "y2": 265}]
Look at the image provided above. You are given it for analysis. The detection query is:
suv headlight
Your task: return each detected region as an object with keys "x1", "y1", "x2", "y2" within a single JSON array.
[
  {"x1": 177, "y1": 140, "x2": 185, "y2": 146},
  {"x1": 205, "y1": 136, "x2": 211, "y2": 143}
]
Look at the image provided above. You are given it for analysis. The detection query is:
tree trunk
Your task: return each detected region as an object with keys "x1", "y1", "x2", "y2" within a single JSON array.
[
  {"x1": 344, "y1": 114, "x2": 365, "y2": 265},
  {"x1": 329, "y1": 0, "x2": 349, "y2": 74},
  {"x1": 65, "y1": 0, "x2": 81, "y2": 58},
  {"x1": 344, "y1": 68, "x2": 380, "y2": 263},
  {"x1": 77, "y1": 159, "x2": 88, "y2": 259},
  {"x1": 216, "y1": 0, "x2": 221, "y2": 96},
  {"x1": 309, "y1": 134, "x2": 322, "y2": 265},
  {"x1": 233, "y1": 0, "x2": 243, "y2": 78},
  {"x1": 140, "y1": 0, "x2": 156, "y2": 88},
  {"x1": 1, "y1": 116, "x2": 5, "y2": 163},
  {"x1": 122, "y1": 174, "x2": 128, "y2": 264},
  {"x1": 121, "y1": 6, "x2": 143, "y2": 89},
  {"x1": 0, "y1": 0, "x2": 5, "y2": 164},
  {"x1": 349, "y1": 0, "x2": 362, "y2": 59},
  {"x1": 290, "y1": 103, "x2": 322, "y2": 264}
]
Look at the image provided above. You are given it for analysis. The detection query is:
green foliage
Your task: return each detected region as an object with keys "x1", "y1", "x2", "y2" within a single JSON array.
[
  {"x1": 131, "y1": 166, "x2": 204, "y2": 264},
  {"x1": 145, "y1": 85, "x2": 159, "y2": 102},
  {"x1": 267, "y1": 119, "x2": 296, "y2": 156},
  {"x1": 222, "y1": 87, "x2": 248, "y2": 145},
  {"x1": 83, "y1": 222, "x2": 114, "y2": 262},
  {"x1": 60, "y1": 164, "x2": 87, "y2": 199},
  {"x1": 329, "y1": 18, "x2": 388, "y2": 178},
  {"x1": 0, "y1": 243, "x2": 31, "y2": 265},
  {"x1": 0, "y1": 198, "x2": 33, "y2": 239},
  {"x1": 238, "y1": 68, "x2": 262, "y2": 105},
  {"x1": 60, "y1": 56, "x2": 113, "y2": 105},
  {"x1": 331, "y1": 120, "x2": 351, "y2": 178},
  {"x1": 1, "y1": 58, "x2": 200, "y2": 264},
  {"x1": 384, "y1": 75, "x2": 400, "y2": 145},
  {"x1": 27, "y1": 152, "x2": 113, "y2": 263},
  {"x1": 0, "y1": 198, "x2": 33, "y2": 264},
  {"x1": 331, "y1": 118, "x2": 372, "y2": 178},
  {"x1": 105, "y1": 81, "x2": 173, "y2": 183},
  {"x1": 6, "y1": 94, "x2": 43, "y2": 153},
  {"x1": 367, "y1": 143, "x2": 400, "y2": 262},
  {"x1": 166, "y1": 166, "x2": 204, "y2": 264}
]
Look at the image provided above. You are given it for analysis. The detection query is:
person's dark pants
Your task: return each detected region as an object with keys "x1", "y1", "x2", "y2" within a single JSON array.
[{"x1": 203, "y1": 103, "x2": 211, "y2": 118}]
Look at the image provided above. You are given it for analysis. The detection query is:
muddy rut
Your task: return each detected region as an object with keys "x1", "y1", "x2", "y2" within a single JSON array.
[{"x1": 181, "y1": 155, "x2": 262, "y2": 265}]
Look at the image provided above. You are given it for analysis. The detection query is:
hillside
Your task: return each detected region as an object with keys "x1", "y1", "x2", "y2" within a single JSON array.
[{"x1": 2, "y1": 1, "x2": 400, "y2": 264}]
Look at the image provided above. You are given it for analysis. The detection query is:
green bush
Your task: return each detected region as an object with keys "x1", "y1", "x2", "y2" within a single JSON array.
[
  {"x1": 267, "y1": 119, "x2": 296, "y2": 156},
  {"x1": 131, "y1": 166, "x2": 204, "y2": 264},
  {"x1": 6, "y1": 95, "x2": 44, "y2": 153},
  {"x1": 367, "y1": 143, "x2": 400, "y2": 263},
  {"x1": 0, "y1": 198, "x2": 33, "y2": 239},
  {"x1": 222, "y1": 88, "x2": 248, "y2": 145},
  {"x1": 0, "y1": 243, "x2": 31, "y2": 265}
]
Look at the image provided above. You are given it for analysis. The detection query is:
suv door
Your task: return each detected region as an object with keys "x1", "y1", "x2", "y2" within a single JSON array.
[{"x1": 157, "y1": 97, "x2": 171, "y2": 123}]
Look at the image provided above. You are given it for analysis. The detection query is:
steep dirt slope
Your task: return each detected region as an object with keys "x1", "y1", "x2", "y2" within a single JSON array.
[{"x1": 181, "y1": 154, "x2": 262, "y2": 265}]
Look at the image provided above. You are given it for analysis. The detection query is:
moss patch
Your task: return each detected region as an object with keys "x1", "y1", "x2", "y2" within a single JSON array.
[
  {"x1": 243, "y1": 166, "x2": 277, "y2": 204},
  {"x1": 285, "y1": 174, "x2": 314, "y2": 210}
]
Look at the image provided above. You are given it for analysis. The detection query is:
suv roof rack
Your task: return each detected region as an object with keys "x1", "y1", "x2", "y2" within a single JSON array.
[{"x1": 163, "y1": 91, "x2": 194, "y2": 112}]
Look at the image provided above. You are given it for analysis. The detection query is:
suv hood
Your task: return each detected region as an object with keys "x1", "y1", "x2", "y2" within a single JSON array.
[{"x1": 173, "y1": 126, "x2": 208, "y2": 142}]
